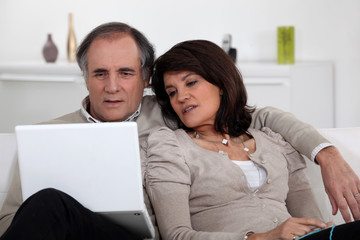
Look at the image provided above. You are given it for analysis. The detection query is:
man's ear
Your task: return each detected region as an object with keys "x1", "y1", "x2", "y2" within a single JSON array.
[
  {"x1": 85, "y1": 77, "x2": 89, "y2": 91},
  {"x1": 144, "y1": 77, "x2": 150, "y2": 88}
]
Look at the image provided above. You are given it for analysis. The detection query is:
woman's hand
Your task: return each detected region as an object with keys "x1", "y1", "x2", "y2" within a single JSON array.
[
  {"x1": 248, "y1": 217, "x2": 327, "y2": 240},
  {"x1": 325, "y1": 221, "x2": 335, "y2": 227}
]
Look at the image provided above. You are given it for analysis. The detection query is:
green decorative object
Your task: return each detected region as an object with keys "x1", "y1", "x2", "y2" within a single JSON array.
[
  {"x1": 277, "y1": 27, "x2": 287, "y2": 64},
  {"x1": 277, "y1": 26, "x2": 295, "y2": 64}
]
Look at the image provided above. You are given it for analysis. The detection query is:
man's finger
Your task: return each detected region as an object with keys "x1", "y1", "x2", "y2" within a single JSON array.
[
  {"x1": 326, "y1": 191, "x2": 338, "y2": 216},
  {"x1": 354, "y1": 184, "x2": 360, "y2": 220},
  {"x1": 344, "y1": 189, "x2": 360, "y2": 221},
  {"x1": 337, "y1": 194, "x2": 353, "y2": 223},
  {"x1": 355, "y1": 192, "x2": 360, "y2": 214}
]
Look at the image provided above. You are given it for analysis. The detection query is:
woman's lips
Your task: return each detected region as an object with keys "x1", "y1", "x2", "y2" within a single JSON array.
[{"x1": 183, "y1": 105, "x2": 196, "y2": 113}]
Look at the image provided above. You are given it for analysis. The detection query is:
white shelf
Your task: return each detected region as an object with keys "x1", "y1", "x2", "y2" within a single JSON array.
[
  {"x1": 0, "y1": 62, "x2": 83, "y2": 82},
  {"x1": 0, "y1": 61, "x2": 334, "y2": 132},
  {"x1": 0, "y1": 62, "x2": 81, "y2": 74},
  {"x1": 238, "y1": 61, "x2": 334, "y2": 128}
]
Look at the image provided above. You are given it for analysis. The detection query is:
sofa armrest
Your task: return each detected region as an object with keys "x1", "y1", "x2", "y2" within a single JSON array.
[{"x1": 0, "y1": 134, "x2": 17, "y2": 209}]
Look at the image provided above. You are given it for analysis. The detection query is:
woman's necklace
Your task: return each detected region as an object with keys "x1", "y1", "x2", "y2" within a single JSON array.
[
  {"x1": 194, "y1": 131, "x2": 249, "y2": 155},
  {"x1": 194, "y1": 131, "x2": 229, "y2": 145}
]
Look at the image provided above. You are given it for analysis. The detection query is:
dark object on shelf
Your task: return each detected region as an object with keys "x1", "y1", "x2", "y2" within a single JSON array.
[
  {"x1": 42, "y1": 34, "x2": 58, "y2": 63},
  {"x1": 222, "y1": 34, "x2": 237, "y2": 63},
  {"x1": 228, "y1": 48, "x2": 237, "y2": 63}
]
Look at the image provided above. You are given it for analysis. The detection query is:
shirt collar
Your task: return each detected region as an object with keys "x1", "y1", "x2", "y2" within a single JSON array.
[{"x1": 80, "y1": 96, "x2": 141, "y2": 123}]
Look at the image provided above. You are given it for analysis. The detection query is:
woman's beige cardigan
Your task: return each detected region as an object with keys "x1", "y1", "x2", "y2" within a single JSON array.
[{"x1": 145, "y1": 127, "x2": 324, "y2": 240}]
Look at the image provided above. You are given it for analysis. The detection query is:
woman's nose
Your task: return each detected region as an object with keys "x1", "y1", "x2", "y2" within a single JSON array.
[{"x1": 177, "y1": 89, "x2": 190, "y2": 102}]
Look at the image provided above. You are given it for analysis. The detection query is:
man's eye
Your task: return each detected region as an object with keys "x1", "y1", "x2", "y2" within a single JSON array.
[
  {"x1": 94, "y1": 72, "x2": 108, "y2": 79},
  {"x1": 121, "y1": 72, "x2": 134, "y2": 77}
]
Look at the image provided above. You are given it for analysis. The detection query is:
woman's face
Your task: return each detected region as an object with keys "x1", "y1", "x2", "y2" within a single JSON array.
[{"x1": 163, "y1": 71, "x2": 222, "y2": 129}]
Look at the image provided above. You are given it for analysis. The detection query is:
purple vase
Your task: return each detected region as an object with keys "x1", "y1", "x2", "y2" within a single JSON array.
[{"x1": 42, "y1": 34, "x2": 58, "y2": 63}]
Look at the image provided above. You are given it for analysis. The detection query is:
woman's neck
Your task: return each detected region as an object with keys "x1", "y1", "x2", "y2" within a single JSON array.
[{"x1": 192, "y1": 126, "x2": 230, "y2": 142}]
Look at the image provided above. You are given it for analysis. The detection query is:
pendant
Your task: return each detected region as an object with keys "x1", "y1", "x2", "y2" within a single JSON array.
[
  {"x1": 194, "y1": 132, "x2": 200, "y2": 139},
  {"x1": 222, "y1": 139, "x2": 228, "y2": 145},
  {"x1": 218, "y1": 150, "x2": 226, "y2": 155}
]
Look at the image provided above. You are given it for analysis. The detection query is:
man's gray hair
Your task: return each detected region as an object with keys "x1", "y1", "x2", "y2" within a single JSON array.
[{"x1": 76, "y1": 22, "x2": 155, "y2": 81}]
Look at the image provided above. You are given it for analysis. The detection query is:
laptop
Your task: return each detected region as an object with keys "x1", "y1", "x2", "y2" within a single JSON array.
[{"x1": 15, "y1": 122, "x2": 155, "y2": 239}]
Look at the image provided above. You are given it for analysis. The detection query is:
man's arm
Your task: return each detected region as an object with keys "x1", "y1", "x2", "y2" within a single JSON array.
[
  {"x1": 251, "y1": 106, "x2": 326, "y2": 160},
  {"x1": 316, "y1": 146, "x2": 360, "y2": 222},
  {"x1": 251, "y1": 106, "x2": 360, "y2": 222}
]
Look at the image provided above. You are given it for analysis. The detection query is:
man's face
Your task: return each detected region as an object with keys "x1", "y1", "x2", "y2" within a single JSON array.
[{"x1": 85, "y1": 34, "x2": 148, "y2": 122}]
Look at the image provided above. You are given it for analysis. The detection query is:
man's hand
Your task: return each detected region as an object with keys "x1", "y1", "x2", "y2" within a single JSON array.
[{"x1": 316, "y1": 146, "x2": 360, "y2": 222}]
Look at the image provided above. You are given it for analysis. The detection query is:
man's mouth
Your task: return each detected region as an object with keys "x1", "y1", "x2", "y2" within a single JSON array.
[{"x1": 104, "y1": 100, "x2": 123, "y2": 104}]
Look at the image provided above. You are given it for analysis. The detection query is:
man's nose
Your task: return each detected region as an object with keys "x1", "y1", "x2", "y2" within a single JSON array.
[{"x1": 105, "y1": 74, "x2": 121, "y2": 93}]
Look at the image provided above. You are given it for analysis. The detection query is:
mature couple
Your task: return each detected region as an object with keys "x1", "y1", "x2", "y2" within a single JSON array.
[{"x1": 0, "y1": 22, "x2": 359, "y2": 240}]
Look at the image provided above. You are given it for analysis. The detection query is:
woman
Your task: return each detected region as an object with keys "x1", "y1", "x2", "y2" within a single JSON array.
[{"x1": 144, "y1": 40, "x2": 358, "y2": 240}]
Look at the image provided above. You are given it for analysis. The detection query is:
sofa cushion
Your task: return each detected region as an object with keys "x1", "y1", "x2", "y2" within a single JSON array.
[
  {"x1": 0, "y1": 128, "x2": 359, "y2": 224},
  {"x1": 0, "y1": 134, "x2": 16, "y2": 209}
]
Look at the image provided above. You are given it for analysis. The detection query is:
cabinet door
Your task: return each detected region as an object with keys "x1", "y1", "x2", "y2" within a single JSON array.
[
  {"x1": 0, "y1": 80, "x2": 87, "y2": 132},
  {"x1": 244, "y1": 77, "x2": 291, "y2": 111}
]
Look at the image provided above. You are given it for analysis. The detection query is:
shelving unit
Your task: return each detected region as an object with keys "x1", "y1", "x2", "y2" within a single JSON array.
[
  {"x1": 238, "y1": 61, "x2": 334, "y2": 128},
  {"x1": 0, "y1": 61, "x2": 334, "y2": 132},
  {"x1": 0, "y1": 62, "x2": 87, "y2": 132}
]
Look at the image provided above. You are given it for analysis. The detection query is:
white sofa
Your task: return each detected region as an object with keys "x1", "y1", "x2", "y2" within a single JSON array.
[
  {"x1": 1, "y1": 128, "x2": 359, "y2": 225},
  {"x1": 0, "y1": 133, "x2": 16, "y2": 209}
]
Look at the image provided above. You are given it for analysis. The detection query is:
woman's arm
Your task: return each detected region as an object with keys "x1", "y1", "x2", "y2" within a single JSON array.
[
  {"x1": 285, "y1": 150, "x2": 324, "y2": 221},
  {"x1": 247, "y1": 217, "x2": 327, "y2": 240},
  {"x1": 144, "y1": 127, "x2": 244, "y2": 240},
  {"x1": 248, "y1": 130, "x2": 328, "y2": 240}
]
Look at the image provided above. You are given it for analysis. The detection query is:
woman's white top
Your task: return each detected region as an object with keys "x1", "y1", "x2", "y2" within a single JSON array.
[{"x1": 232, "y1": 160, "x2": 267, "y2": 191}]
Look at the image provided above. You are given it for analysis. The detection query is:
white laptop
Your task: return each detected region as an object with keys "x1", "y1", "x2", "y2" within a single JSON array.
[{"x1": 15, "y1": 122, "x2": 155, "y2": 239}]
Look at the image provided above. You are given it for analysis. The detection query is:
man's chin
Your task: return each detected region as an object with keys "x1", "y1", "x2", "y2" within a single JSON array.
[
  {"x1": 91, "y1": 108, "x2": 129, "y2": 122},
  {"x1": 102, "y1": 113, "x2": 128, "y2": 122}
]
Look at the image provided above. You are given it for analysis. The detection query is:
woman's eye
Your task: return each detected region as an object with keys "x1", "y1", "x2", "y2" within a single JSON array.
[
  {"x1": 187, "y1": 80, "x2": 197, "y2": 87},
  {"x1": 168, "y1": 91, "x2": 176, "y2": 97}
]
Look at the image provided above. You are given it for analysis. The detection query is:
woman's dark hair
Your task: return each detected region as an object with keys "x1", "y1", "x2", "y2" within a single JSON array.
[{"x1": 151, "y1": 39, "x2": 255, "y2": 137}]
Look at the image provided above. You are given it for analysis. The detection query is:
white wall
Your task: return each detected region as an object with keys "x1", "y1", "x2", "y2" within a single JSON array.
[{"x1": 0, "y1": 0, "x2": 359, "y2": 127}]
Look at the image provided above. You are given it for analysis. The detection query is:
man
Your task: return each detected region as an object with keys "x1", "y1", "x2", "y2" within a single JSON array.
[{"x1": 0, "y1": 22, "x2": 359, "y2": 239}]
